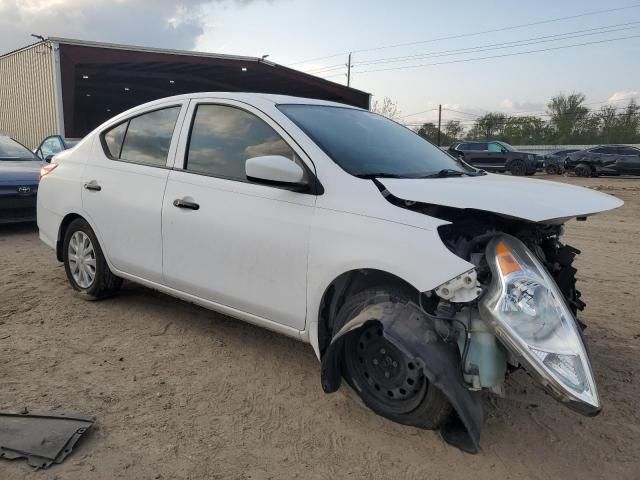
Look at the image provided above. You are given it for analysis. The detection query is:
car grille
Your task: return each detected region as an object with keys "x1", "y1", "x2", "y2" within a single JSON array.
[{"x1": 0, "y1": 196, "x2": 37, "y2": 222}]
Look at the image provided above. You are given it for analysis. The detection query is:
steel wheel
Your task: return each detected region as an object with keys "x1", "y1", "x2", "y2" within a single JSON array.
[
  {"x1": 68, "y1": 231, "x2": 96, "y2": 288},
  {"x1": 344, "y1": 323, "x2": 427, "y2": 415}
]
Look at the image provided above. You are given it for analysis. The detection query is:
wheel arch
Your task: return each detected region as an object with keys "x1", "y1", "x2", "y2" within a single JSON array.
[
  {"x1": 315, "y1": 268, "x2": 421, "y2": 358},
  {"x1": 56, "y1": 212, "x2": 85, "y2": 261}
]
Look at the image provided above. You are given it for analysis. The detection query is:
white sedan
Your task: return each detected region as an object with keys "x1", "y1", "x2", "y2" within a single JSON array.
[{"x1": 37, "y1": 93, "x2": 622, "y2": 453}]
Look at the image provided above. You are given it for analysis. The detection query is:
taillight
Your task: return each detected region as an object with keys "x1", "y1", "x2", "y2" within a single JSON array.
[{"x1": 40, "y1": 163, "x2": 58, "y2": 179}]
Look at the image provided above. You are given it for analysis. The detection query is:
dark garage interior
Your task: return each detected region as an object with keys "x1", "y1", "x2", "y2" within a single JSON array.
[{"x1": 57, "y1": 41, "x2": 371, "y2": 138}]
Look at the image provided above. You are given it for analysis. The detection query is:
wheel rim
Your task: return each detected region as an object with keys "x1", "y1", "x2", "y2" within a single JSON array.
[
  {"x1": 512, "y1": 161, "x2": 526, "y2": 175},
  {"x1": 345, "y1": 324, "x2": 426, "y2": 414},
  {"x1": 68, "y1": 231, "x2": 96, "y2": 288}
]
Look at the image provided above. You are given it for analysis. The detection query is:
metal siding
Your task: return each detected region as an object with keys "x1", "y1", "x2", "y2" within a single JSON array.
[{"x1": 0, "y1": 42, "x2": 58, "y2": 149}]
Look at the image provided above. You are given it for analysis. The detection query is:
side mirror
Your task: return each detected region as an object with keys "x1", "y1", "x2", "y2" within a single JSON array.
[
  {"x1": 45, "y1": 154, "x2": 54, "y2": 163},
  {"x1": 246, "y1": 155, "x2": 307, "y2": 188}
]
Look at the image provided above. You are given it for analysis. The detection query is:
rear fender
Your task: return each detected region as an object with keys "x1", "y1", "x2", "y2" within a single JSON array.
[{"x1": 320, "y1": 301, "x2": 483, "y2": 453}]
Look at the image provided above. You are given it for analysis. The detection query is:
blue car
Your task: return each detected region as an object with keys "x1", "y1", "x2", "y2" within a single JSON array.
[{"x1": 0, "y1": 135, "x2": 42, "y2": 224}]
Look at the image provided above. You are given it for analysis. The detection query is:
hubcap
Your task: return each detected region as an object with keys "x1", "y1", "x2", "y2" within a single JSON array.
[
  {"x1": 346, "y1": 324, "x2": 426, "y2": 413},
  {"x1": 68, "y1": 231, "x2": 96, "y2": 288}
]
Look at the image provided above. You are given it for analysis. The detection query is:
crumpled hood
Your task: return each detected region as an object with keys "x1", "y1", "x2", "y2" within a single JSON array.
[
  {"x1": 0, "y1": 161, "x2": 41, "y2": 184},
  {"x1": 378, "y1": 173, "x2": 623, "y2": 223}
]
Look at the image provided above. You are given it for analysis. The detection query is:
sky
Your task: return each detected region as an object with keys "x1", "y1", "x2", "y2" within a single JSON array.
[{"x1": 1, "y1": 0, "x2": 639, "y2": 127}]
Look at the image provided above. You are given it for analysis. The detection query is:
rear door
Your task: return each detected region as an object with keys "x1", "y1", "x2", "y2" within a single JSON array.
[
  {"x1": 464, "y1": 142, "x2": 491, "y2": 169},
  {"x1": 82, "y1": 101, "x2": 188, "y2": 283}
]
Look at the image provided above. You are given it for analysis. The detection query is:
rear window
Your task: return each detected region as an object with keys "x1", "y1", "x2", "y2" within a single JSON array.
[{"x1": 101, "y1": 107, "x2": 181, "y2": 167}]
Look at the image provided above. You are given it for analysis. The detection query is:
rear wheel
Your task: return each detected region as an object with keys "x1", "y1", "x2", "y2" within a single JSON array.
[
  {"x1": 509, "y1": 159, "x2": 527, "y2": 176},
  {"x1": 545, "y1": 163, "x2": 559, "y2": 175},
  {"x1": 337, "y1": 288, "x2": 452, "y2": 429},
  {"x1": 574, "y1": 163, "x2": 592, "y2": 177},
  {"x1": 63, "y1": 218, "x2": 122, "y2": 299}
]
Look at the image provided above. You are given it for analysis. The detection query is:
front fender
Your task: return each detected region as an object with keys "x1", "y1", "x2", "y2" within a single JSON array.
[{"x1": 321, "y1": 301, "x2": 483, "y2": 453}]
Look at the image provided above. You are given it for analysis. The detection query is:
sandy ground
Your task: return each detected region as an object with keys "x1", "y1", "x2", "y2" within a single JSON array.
[{"x1": 0, "y1": 174, "x2": 639, "y2": 480}]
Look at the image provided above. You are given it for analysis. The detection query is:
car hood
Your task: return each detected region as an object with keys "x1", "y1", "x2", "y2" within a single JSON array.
[
  {"x1": 0, "y1": 161, "x2": 41, "y2": 184},
  {"x1": 378, "y1": 173, "x2": 623, "y2": 223}
]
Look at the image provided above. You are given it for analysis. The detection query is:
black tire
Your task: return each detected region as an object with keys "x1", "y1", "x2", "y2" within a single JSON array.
[
  {"x1": 335, "y1": 287, "x2": 452, "y2": 430},
  {"x1": 545, "y1": 164, "x2": 559, "y2": 175},
  {"x1": 63, "y1": 218, "x2": 122, "y2": 300},
  {"x1": 509, "y1": 159, "x2": 527, "y2": 176},
  {"x1": 574, "y1": 163, "x2": 592, "y2": 177}
]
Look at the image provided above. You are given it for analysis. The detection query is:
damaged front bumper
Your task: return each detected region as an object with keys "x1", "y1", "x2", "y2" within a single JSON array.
[{"x1": 321, "y1": 301, "x2": 484, "y2": 453}]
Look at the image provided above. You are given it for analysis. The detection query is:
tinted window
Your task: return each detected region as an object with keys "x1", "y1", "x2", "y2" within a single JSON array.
[
  {"x1": 278, "y1": 105, "x2": 474, "y2": 177},
  {"x1": 488, "y1": 142, "x2": 502, "y2": 152},
  {"x1": 458, "y1": 143, "x2": 472, "y2": 151},
  {"x1": 186, "y1": 104, "x2": 299, "y2": 181},
  {"x1": 475, "y1": 143, "x2": 489, "y2": 151},
  {"x1": 0, "y1": 136, "x2": 37, "y2": 161},
  {"x1": 591, "y1": 147, "x2": 615, "y2": 155},
  {"x1": 119, "y1": 107, "x2": 180, "y2": 166},
  {"x1": 40, "y1": 136, "x2": 64, "y2": 157},
  {"x1": 103, "y1": 122, "x2": 128, "y2": 158},
  {"x1": 618, "y1": 147, "x2": 639, "y2": 156}
]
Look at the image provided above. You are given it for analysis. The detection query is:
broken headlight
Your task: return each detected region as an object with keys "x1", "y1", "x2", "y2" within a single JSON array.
[{"x1": 479, "y1": 234, "x2": 600, "y2": 415}]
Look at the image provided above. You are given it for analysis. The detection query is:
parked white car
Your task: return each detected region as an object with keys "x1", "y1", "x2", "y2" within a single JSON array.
[{"x1": 37, "y1": 93, "x2": 622, "y2": 453}]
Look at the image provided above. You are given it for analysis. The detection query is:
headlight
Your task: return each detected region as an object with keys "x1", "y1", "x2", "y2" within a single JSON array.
[{"x1": 479, "y1": 234, "x2": 600, "y2": 415}]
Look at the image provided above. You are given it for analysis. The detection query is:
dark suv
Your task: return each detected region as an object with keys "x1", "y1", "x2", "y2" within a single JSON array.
[
  {"x1": 448, "y1": 141, "x2": 538, "y2": 176},
  {"x1": 565, "y1": 145, "x2": 640, "y2": 177}
]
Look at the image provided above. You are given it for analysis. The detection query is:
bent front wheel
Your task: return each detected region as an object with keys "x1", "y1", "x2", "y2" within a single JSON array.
[{"x1": 337, "y1": 288, "x2": 452, "y2": 429}]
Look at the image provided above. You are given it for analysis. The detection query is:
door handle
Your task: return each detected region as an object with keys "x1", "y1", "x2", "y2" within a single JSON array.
[
  {"x1": 84, "y1": 180, "x2": 101, "y2": 191},
  {"x1": 173, "y1": 198, "x2": 200, "y2": 210}
]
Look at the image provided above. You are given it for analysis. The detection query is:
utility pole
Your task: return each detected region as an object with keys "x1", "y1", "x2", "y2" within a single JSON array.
[
  {"x1": 346, "y1": 52, "x2": 352, "y2": 87},
  {"x1": 437, "y1": 104, "x2": 442, "y2": 146}
]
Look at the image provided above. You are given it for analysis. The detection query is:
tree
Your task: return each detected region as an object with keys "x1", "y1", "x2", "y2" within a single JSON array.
[
  {"x1": 416, "y1": 122, "x2": 441, "y2": 143},
  {"x1": 547, "y1": 93, "x2": 589, "y2": 143},
  {"x1": 371, "y1": 97, "x2": 402, "y2": 120},
  {"x1": 444, "y1": 120, "x2": 464, "y2": 142},
  {"x1": 465, "y1": 112, "x2": 506, "y2": 140},
  {"x1": 502, "y1": 116, "x2": 547, "y2": 145}
]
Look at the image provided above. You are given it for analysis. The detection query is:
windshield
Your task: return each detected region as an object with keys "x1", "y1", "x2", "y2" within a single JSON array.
[
  {"x1": 500, "y1": 142, "x2": 515, "y2": 152},
  {"x1": 277, "y1": 105, "x2": 476, "y2": 178},
  {"x1": 0, "y1": 136, "x2": 38, "y2": 161}
]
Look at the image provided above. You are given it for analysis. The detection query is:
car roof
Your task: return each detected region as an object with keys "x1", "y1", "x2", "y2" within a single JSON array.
[{"x1": 136, "y1": 92, "x2": 360, "y2": 110}]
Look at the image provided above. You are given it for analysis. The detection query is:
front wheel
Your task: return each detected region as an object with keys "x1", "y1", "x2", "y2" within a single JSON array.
[
  {"x1": 337, "y1": 288, "x2": 452, "y2": 429},
  {"x1": 63, "y1": 218, "x2": 122, "y2": 299},
  {"x1": 545, "y1": 164, "x2": 559, "y2": 175}
]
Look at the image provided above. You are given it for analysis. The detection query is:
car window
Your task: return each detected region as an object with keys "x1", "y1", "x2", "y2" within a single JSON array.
[
  {"x1": 103, "y1": 122, "x2": 128, "y2": 158},
  {"x1": 0, "y1": 136, "x2": 38, "y2": 161},
  {"x1": 40, "y1": 136, "x2": 64, "y2": 157},
  {"x1": 476, "y1": 142, "x2": 488, "y2": 151},
  {"x1": 590, "y1": 147, "x2": 608, "y2": 154},
  {"x1": 185, "y1": 104, "x2": 302, "y2": 181},
  {"x1": 617, "y1": 147, "x2": 639, "y2": 156},
  {"x1": 457, "y1": 143, "x2": 470, "y2": 151},
  {"x1": 119, "y1": 107, "x2": 181, "y2": 166},
  {"x1": 488, "y1": 142, "x2": 502, "y2": 153}
]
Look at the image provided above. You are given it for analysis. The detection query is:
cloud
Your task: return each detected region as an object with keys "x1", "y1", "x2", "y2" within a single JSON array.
[
  {"x1": 607, "y1": 91, "x2": 640, "y2": 104},
  {"x1": 0, "y1": 0, "x2": 260, "y2": 54},
  {"x1": 498, "y1": 99, "x2": 546, "y2": 113}
]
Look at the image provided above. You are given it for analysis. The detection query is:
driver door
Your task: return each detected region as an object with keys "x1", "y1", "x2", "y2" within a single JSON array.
[{"x1": 161, "y1": 99, "x2": 316, "y2": 330}]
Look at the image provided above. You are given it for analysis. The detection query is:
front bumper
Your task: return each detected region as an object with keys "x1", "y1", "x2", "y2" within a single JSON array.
[{"x1": 0, "y1": 195, "x2": 37, "y2": 224}]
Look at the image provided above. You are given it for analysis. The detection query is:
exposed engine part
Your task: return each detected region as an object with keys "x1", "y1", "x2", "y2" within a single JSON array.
[{"x1": 435, "y1": 269, "x2": 482, "y2": 303}]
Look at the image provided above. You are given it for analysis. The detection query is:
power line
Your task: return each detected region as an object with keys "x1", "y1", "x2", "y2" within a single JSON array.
[
  {"x1": 355, "y1": 34, "x2": 640, "y2": 74},
  {"x1": 286, "y1": 4, "x2": 640, "y2": 66},
  {"x1": 353, "y1": 21, "x2": 640, "y2": 67}
]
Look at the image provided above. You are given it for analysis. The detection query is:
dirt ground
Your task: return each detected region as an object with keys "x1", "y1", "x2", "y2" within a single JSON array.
[{"x1": 1, "y1": 174, "x2": 639, "y2": 480}]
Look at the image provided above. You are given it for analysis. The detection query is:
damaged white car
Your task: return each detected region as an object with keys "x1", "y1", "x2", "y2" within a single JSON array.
[{"x1": 37, "y1": 93, "x2": 623, "y2": 453}]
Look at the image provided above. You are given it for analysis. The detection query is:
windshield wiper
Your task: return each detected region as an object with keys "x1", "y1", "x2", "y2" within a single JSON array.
[
  {"x1": 419, "y1": 169, "x2": 480, "y2": 178},
  {"x1": 355, "y1": 173, "x2": 411, "y2": 179}
]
